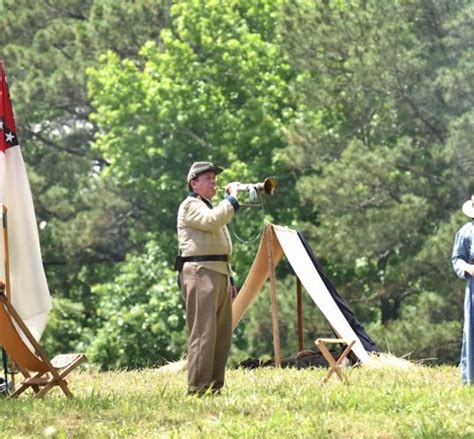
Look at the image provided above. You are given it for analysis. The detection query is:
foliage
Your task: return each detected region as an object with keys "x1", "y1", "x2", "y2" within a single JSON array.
[
  {"x1": 86, "y1": 242, "x2": 187, "y2": 370},
  {"x1": 1, "y1": 0, "x2": 172, "y2": 325},
  {"x1": 278, "y1": 0, "x2": 472, "y2": 328},
  {"x1": 2, "y1": 0, "x2": 171, "y2": 255},
  {"x1": 41, "y1": 297, "x2": 88, "y2": 356},
  {"x1": 0, "y1": 367, "x2": 472, "y2": 437},
  {"x1": 367, "y1": 292, "x2": 463, "y2": 364},
  {"x1": 87, "y1": 0, "x2": 294, "y2": 263}
]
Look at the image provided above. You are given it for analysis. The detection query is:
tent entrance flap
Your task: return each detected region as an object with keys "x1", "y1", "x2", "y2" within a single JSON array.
[{"x1": 232, "y1": 224, "x2": 377, "y2": 365}]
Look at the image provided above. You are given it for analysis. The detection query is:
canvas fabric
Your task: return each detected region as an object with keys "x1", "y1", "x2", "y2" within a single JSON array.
[{"x1": 0, "y1": 62, "x2": 51, "y2": 340}]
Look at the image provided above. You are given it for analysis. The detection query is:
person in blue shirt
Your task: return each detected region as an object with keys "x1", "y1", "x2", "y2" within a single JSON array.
[{"x1": 452, "y1": 195, "x2": 474, "y2": 385}]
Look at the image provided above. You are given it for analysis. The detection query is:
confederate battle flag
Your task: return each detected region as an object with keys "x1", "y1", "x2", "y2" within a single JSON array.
[{"x1": 0, "y1": 60, "x2": 51, "y2": 340}]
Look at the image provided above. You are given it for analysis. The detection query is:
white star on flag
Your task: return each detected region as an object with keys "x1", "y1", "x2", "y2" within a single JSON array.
[{"x1": 5, "y1": 131, "x2": 15, "y2": 143}]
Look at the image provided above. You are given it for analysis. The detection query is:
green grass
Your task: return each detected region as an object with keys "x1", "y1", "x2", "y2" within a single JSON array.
[{"x1": 0, "y1": 365, "x2": 473, "y2": 438}]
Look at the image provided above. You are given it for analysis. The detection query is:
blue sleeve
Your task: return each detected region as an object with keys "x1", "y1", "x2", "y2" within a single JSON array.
[
  {"x1": 225, "y1": 195, "x2": 240, "y2": 212},
  {"x1": 452, "y1": 227, "x2": 471, "y2": 279}
]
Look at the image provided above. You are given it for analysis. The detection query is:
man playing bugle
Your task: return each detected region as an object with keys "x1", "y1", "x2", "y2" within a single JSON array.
[{"x1": 176, "y1": 162, "x2": 240, "y2": 395}]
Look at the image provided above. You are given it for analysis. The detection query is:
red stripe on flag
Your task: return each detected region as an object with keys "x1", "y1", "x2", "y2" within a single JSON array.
[{"x1": 0, "y1": 60, "x2": 19, "y2": 153}]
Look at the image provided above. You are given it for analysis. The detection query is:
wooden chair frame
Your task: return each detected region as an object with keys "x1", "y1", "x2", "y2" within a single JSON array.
[
  {"x1": 315, "y1": 338, "x2": 355, "y2": 384},
  {"x1": 0, "y1": 203, "x2": 85, "y2": 398},
  {"x1": 0, "y1": 289, "x2": 85, "y2": 398}
]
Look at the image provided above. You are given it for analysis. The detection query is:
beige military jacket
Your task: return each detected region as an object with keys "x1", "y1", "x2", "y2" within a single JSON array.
[{"x1": 177, "y1": 193, "x2": 238, "y2": 275}]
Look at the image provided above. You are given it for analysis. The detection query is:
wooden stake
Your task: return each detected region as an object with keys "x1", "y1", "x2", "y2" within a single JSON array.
[
  {"x1": 296, "y1": 277, "x2": 304, "y2": 351},
  {"x1": 265, "y1": 225, "x2": 281, "y2": 367}
]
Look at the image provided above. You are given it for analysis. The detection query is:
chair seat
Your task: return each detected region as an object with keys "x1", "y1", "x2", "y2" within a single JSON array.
[{"x1": 51, "y1": 353, "x2": 85, "y2": 369}]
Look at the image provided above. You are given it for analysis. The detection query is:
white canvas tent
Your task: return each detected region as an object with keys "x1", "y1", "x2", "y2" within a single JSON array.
[{"x1": 232, "y1": 224, "x2": 376, "y2": 365}]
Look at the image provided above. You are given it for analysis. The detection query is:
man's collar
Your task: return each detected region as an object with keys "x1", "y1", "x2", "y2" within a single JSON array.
[{"x1": 189, "y1": 192, "x2": 213, "y2": 208}]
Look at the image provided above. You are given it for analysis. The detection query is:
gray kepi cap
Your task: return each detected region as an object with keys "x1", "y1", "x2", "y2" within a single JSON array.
[{"x1": 187, "y1": 161, "x2": 223, "y2": 184}]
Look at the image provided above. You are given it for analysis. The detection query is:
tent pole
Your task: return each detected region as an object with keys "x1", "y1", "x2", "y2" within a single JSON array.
[
  {"x1": 265, "y1": 225, "x2": 281, "y2": 367},
  {"x1": 1, "y1": 204, "x2": 15, "y2": 390},
  {"x1": 296, "y1": 277, "x2": 304, "y2": 351}
]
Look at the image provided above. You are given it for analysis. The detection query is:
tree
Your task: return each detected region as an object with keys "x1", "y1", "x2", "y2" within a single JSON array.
[
  {"x1": 272, "y1": 0, "x2": 472, "y2": 362},
  {"x1": 87, "y1": 0, "x2": 295, "y2": 272},
  {"x1": 1, "y1": 0, "x2": 172, "y2": 354},
  {"x1": 86, "y1": 242, "x2": 187, "y2": 370},
  {"x1": 1, "y1": 0, "x2": 171, "y2": 271}
]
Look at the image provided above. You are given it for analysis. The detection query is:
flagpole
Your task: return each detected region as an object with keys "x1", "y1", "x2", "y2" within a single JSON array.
[
  {"x1": 2, "y1": 205, "x2": 12, "y2": 301},
  {"x1": 1, "y1": 204, "x2": 15, "y2": 390},
  {"x1": 0, "y1": 62, "x2": 8, "y2": 392},
  {"x1": 0, "y1": 205, "x2": 8, "y2": 389},
  {"x1": 1, "y1": 349, "x2": 7, "y2": 392}
]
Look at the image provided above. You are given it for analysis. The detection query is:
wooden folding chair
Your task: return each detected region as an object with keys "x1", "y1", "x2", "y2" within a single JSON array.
[
  {"x1": 0, "y1": 286, "x2": 86, "y2": 398},
  {"x1": 315, "y1": 338, "x2": 355, "y2": 384}
]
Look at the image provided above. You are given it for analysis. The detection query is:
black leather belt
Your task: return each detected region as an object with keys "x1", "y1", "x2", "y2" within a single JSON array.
[
  {"x1": 182, "y1": 255, "x2": 228, "y2": 263},
  {"x1": 175, "y1": 254, "x2": 228, "y2": 271}
]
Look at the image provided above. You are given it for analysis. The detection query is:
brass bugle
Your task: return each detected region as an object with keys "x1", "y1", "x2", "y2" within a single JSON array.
[{"x1": 222, "y1": 177, "x2": 277, "y2": 195}]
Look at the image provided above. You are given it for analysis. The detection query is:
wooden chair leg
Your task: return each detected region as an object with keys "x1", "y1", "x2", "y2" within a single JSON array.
[
  {"x1": 35, "y1": 379, "x2": 72, "y2": 399},
  {"x1": 13, "y1": 355, "x2": 85, "y2": 398},
  {"x1": 52, "y1": 355, "x2": 86, "y2": 398},
  {"x1": 10, "y1": 383, "x2": 29, "y2": 398},
  {"x1": 10, "y1": 371, "x2": 42, "y2": 397}
]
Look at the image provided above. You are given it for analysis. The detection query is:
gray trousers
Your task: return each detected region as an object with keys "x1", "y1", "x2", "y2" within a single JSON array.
[{"x1": 181, "y1": 264, "x2": 232, "y2": 393}]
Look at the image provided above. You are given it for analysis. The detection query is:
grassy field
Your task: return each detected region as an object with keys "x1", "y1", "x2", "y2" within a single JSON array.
[{"x1": 0, "y1": 364, "x2": 473, "y2": 438}]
